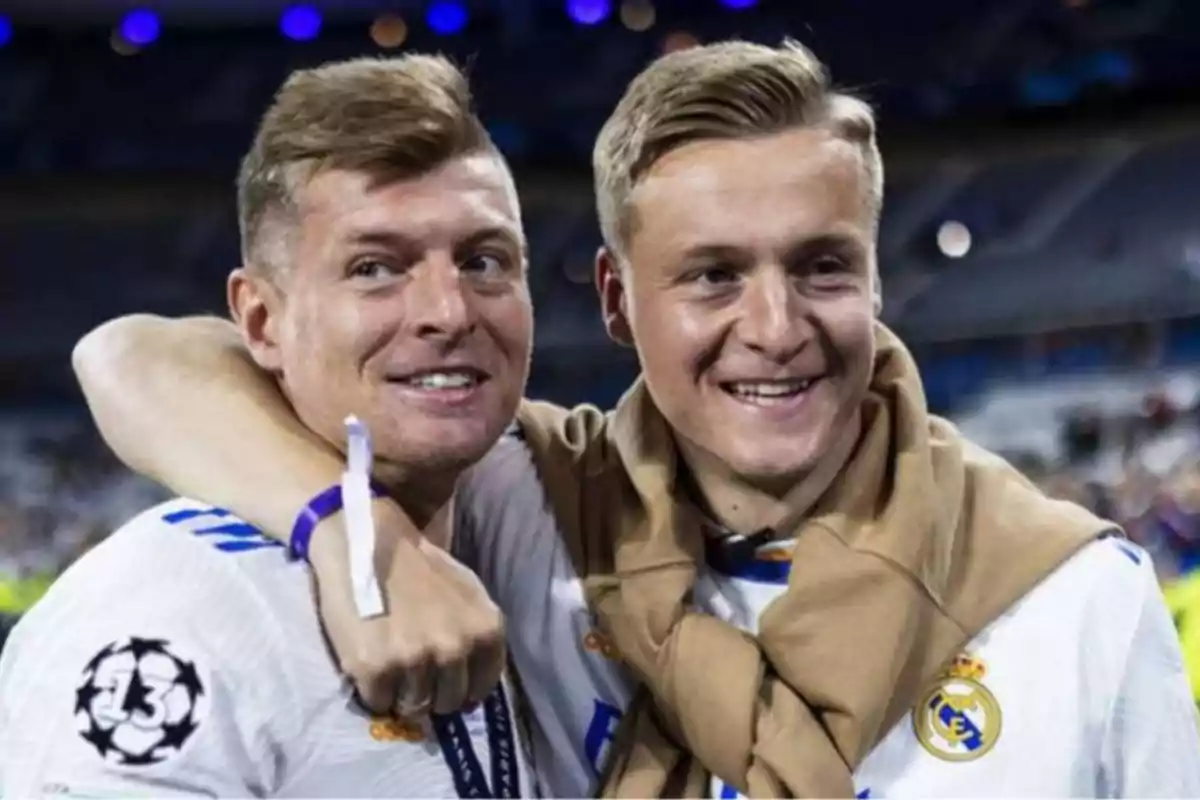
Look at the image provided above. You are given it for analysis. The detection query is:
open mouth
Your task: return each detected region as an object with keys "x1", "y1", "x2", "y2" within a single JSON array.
[{"x1": 719, "y1": 377, "x2": 819, "y2": 406}]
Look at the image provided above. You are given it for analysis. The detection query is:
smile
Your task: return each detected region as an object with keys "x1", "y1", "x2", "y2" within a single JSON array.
[
  {"x1": 719, "y1": 378, "x2": 817, "y2": 404},
  {"x1": 385, "y1": 367, "x2": 491, "y2": 411},
  {"x1": 393, "y1": 369, "x2": 486, "y2": 390}
]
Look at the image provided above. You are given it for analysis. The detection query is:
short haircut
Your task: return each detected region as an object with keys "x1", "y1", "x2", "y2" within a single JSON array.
[
  {"x1": 593, "y1": 39, "x2": 884, "y2": 260},
  {"x1": 237, "y1": 54, "x2": 494, "y2": 272}
]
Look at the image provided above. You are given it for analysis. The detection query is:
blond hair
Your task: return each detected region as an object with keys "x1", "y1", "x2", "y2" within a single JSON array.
[
  {"x1": 237, "y1": 54, "x2": 493, "y2": 271},
  {"x1": 593, "y1": 39, "x2": 883, "y2": 260}
]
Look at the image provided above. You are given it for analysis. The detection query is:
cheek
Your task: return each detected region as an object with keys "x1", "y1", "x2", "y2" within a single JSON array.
[
  {"x1": 284, "y1": 297, "x2": 375, "y2": 375},
  {"x1": 631, "y1": 299, "x2": 717, "y2": 377},
  {"x1": 497, "y1": 299, "x2": 535, "y2": 360},
  {"x1": 831, "y1": 311, "x2": 876, "y2": 394}
]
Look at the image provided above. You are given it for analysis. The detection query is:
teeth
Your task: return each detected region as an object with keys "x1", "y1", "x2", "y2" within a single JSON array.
[
  {"x1": 726, "y1": 379, "x2": 811, "y2": 398},
  {"x1": 405, "y1": 371, "x2": 478, "y2": 390}
]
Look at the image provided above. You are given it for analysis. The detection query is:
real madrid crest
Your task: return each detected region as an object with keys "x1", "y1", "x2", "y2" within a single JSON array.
[{"x1": 913, "y1": 653, "x2": 1001, "y2": 762}]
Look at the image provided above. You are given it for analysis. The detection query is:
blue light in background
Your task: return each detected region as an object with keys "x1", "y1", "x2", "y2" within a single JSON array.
[
  {"x1": 427, "y1": 1, "x2": 468, "y2": 35},
  {"x1": 1088, "y1": 50, "x2": 1135, "y2": 87},
  {"x1": 120, "y1": 9, "x2": 160, "y2": 46},
  {"x1": 1020, "y1": 71, "x2": 1079, "y2": 107},
  {"x1": 280, "y1": 5, "x2": 322, "y2": 41},
  {"x1": 567, "y1": 0, "x2": 611, "y2": 25},
  {"x1": 719, "y1": 0, "x2": 757, "y2": 9},
  {"x1": 0, "y1": 16, "x2": 11, "y2": 47}
]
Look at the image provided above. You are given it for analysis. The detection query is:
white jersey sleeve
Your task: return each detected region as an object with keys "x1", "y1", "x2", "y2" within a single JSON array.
[
  {"x1": 1099, "y1": 548, "x2": 1200, "y2": 797},
  {"x1": 0, "y1": 504, "x2": 287, "y2": 798}
]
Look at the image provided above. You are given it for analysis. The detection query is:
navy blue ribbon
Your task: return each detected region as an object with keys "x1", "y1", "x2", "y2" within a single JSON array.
[{"x1": 432, "y1": 684, "x2": 520, "y2": 798}]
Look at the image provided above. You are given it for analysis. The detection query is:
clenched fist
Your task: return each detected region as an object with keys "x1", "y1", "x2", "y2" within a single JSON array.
[{"x1": 307, "y1": 500, "x2": 506, "y2": 717}]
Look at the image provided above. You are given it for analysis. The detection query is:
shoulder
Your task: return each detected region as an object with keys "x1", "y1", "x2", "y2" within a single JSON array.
[
  {"x1": 1013, "y1": 534, "x2": 1155, "y2": 632},
  {"x1": 996, "y1": 534, "x2": 1170, "y2": 692},
  {"x1": 8, "y1": 498, "x2": 297, "y2": 666},
  {"x1": 49, "y1": 497, "x2": 289, "y2": 592},
  {"x1": 0, "y1": 500, "x2": 302, "y2": 795}
]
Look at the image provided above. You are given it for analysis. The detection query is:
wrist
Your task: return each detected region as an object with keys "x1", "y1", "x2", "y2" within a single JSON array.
[
  {"x1": 288, "y1": 480, "x2": 387, "y2": 562},
  {"x1": 306, "y1": 497, "x2": 419, "y2": 570}
]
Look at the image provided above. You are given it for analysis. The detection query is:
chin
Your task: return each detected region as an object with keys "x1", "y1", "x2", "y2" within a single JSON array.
[
  {"x1": 717, "y1": 433, "x2": 827, "y2": 485},
  {"x1": 377, "y1": 425, "x2": 502, "y2": 475}
]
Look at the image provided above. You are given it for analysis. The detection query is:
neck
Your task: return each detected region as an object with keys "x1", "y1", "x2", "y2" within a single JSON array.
[
  {"x1": 372, "y1": 460, "x2": 460, "y2": 551},
  {"x1": 678, "y1": 409, "x2": 863, "y2": 537}
]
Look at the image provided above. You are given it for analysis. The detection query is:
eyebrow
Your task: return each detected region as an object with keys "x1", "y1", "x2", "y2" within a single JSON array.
[
  {"x1": 347, "y1": 226, "x2": 526, "y2": 257},
  {"x1": 680, "y1": 232, "x2": 865, "y2": 263},
  {"x1": 458, "y1": 226, "x2": 528, "y2": 259}
]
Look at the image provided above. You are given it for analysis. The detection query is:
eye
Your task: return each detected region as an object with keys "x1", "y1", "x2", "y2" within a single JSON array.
[
  {"x1": 802, "y1": 254, "x2": 857, "y2": 288},
  {"x1": 347, "y1": 259, "x2": 396, "y2": 280},
  {"x1": 687, "y1": 265, "x2": 740, "y2": 287},
  {"x1": 460, "y1": 252, "x2": 510, "y2": 278},
  {"x1": 811, "y1": 255, "x2": 847, "y2": 274}
]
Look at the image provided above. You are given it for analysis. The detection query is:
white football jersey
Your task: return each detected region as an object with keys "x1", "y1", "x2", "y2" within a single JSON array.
[
  {"x1": 0, "y1": 498, "x2": 533, "y2": 799},
  {"x1": 457, "y1": 432, "x2": 1200, "y2": 799}
]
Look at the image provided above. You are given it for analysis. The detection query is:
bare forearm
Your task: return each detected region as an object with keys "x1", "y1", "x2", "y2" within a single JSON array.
[{"x1": 72, "y1": 314, "x2": 346, "y2": 538}]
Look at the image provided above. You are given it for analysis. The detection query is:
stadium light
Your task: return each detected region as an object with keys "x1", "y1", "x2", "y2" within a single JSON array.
[
  {"x1": 567, "y1": 0, "x2": 612, "y2": 25},
  {"x1": 426, "y1": 1, "x2": 468, "y2": 35},
  {"x1": 280, "y1": 5, "x2": 322, "y2": 41},
  {"x1": 120, "y1": 9, "x2": 160, "y2": 46},
  {"x1": 937, "y1": 220, "x2": 972, "y2": 259}
]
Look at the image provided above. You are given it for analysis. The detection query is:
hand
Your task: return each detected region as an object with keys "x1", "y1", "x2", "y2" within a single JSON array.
[{"x1": 308, "y1": 500, "x2": 506, "y2": 717}]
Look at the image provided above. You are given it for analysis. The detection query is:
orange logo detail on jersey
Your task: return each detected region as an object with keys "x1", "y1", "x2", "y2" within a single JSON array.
[
  {"x1": 369, "y1": 714, "x2": 425, "y2": 743},
  {"x1": 755, "y1": 545, "x2": 795, "y2": 563},
  {"x1": 583, "y1": 629, "x2": 620, "y2": 660},
  {"x1": 948, "y1": 653, "x2": 987, "y2": 681}
]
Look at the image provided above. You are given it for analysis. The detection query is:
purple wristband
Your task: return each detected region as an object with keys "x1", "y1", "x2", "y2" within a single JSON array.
[{"x1": 289, "y1": 480, "x2": 387, "y2": 562}]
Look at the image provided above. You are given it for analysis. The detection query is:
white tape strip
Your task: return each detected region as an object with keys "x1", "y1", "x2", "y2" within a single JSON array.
[{"x1": 343, "y1": 415, "x2": 384, "y2": 619}]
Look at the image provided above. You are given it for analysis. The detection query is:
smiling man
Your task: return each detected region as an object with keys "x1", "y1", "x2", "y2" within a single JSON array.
[
  {"x1": 73, "y1": 40, "x2": 1200, "y2": 798},
  {"x1": 0, "y1": 54, "x2": 534, "y2": 798}
]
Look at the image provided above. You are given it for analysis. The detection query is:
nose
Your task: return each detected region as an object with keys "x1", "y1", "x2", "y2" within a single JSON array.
[
  {"x1": 405, "y1": 258, "x2": 476, "y2": 345},
  {"x1": 736, "y1": 267, "x2": 812, "y2": 362}
]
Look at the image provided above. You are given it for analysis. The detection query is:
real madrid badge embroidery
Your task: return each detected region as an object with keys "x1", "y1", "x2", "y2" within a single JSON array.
[{"x1": 913, "y1": 653, "x2": 1002, "y2": 762}]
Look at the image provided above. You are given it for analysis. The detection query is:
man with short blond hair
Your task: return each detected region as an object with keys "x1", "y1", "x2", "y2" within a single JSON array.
[
  {"x1": 75, "y1": 39, "x2": 1200, "y2": 798},
  {"x1": 0, "y1": 54, "x2": 534, "y2": 798}
]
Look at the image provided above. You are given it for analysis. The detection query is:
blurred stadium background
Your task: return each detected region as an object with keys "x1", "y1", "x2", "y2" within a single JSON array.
[{"x1": 2, "y1": 0, "x2": 1200, "y2": 672}]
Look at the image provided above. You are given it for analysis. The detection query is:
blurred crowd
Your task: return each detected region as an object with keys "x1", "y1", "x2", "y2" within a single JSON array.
[
  {"x1": 0, "y1": 415, "x2": 165, "y2": 646},
  {"x1": 1009, "y1": 388, "x2": 1200, "y2": 582}
]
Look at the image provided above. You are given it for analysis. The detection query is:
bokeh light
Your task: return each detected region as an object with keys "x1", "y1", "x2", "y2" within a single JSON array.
[
  {"x1": 662, "y1": 30, "x2": 699, "y2": 53},
  {"x1": 120, "y1": 9, "x2": 160, "y2": 47},
  {"x1": 619, "y1": 0, "x2": 655, "y2": 31},
  {"x1": 567, "y1": 0, "x2": 611, "y2": 25},
  {"x1": 109, "y1": 28, "x2": 140, "y2": 56},
  {"x1": 280, "y1": 5, "x2": 322, "y2": 41},
  {"x1": 370, "y1": 14, "x2": 408, "y2": 48},
  {"x1": 427, "y1": 1, "x2": 468, "y2": 35}
]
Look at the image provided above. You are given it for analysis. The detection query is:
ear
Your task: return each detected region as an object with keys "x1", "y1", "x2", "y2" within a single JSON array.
[
  {"x1": 227, "y1": 267, "x2": 286, "y2": 372},
  {"x1": 595, "y1": 246, "x2": 634, "y2": 348}
]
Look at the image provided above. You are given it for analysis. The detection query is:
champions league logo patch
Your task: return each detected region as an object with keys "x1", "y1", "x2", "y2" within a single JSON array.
[
  {"x1": 74, "y1": 637, "x2": 206, "y2": 767},
  {"x1": 914, "y1": 653, "x2": 1001, "y2": 762}
]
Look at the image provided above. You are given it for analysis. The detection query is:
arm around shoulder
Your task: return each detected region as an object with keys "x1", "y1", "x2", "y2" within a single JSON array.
[{"x1": 72, "y1": 314, "x2": 348, "y2": 538}]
